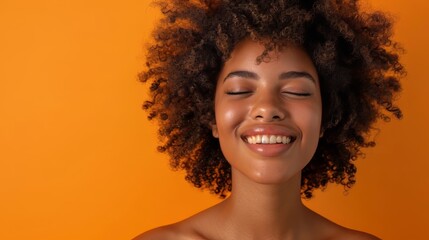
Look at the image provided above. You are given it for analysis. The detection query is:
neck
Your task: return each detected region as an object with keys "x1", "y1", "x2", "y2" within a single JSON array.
[{"x1": 218, "y1": 170, "x2": 310, "y2": 239}]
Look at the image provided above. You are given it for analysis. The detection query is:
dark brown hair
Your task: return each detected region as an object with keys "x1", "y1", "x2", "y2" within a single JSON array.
[{"x1": 141, "y1": 0, "x2": 404, "y2": 198}]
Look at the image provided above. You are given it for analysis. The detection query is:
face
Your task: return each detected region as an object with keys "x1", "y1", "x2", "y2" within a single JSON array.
[{"x1": 212, "y1": 39, "x2": 322, "y2": 185}]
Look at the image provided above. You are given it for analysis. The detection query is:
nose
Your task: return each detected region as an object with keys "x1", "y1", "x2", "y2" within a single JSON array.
[{"x1": 250, "y1": 92, "x2": 286, "y2": 122}]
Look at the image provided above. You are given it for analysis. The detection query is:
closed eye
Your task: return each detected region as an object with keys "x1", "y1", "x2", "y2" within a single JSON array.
[
  {"x1": 282, "y1": 91, "x2": 312, "y2": 97},
  {"x1": 226, "y1": 91, "x2": 253, "y2": 95}
]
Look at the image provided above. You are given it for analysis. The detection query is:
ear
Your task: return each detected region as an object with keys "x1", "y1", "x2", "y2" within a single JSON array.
[{"x1": 211, "y1": 123, "x2": 219, "y2": 138}]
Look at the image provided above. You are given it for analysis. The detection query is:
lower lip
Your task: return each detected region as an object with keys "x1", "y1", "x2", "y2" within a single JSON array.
[{"x1": 244, "y1": 141, "x2": 294, "y2": 157}]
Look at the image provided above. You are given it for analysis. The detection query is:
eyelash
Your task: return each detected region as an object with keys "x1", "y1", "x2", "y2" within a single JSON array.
[
  {"x1": 282, "y1": 91, "x2": 311, "y2": 97},
  {"x1": 226, "y1": 91, "x2": 311, "y2": 97},
  {"x1": 225, "y1": 91, "x2": 252, "y2": 95}
]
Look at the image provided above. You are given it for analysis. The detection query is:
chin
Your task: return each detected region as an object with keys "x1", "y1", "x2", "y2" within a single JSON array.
[{"x1": 235, "y1": 165, "x2": 302, "y2": 186}]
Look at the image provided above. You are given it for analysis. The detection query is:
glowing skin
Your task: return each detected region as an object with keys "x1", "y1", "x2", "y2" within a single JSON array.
[
  {"x1": 212, "y1": 39, "x2": 322, "y2": 185},
  {"x1": 136, "y1": 40, "x2": 380, "y2": 240}
]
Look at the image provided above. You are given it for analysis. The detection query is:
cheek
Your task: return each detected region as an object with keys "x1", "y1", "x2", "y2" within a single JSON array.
[
  {"x1": 218, "y1": 108, "x2": 236, "y2": 125},
  {"x1": 215, "y1": 102, "x2": 247, "y2": 135},
  {"x1": 297, "y1": 103, "x2": 322, "y2": 143}
]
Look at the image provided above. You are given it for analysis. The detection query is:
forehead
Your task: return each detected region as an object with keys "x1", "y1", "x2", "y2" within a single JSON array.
[{"x1": 219, "y1": 39, "x2": 318, "y2": 82}]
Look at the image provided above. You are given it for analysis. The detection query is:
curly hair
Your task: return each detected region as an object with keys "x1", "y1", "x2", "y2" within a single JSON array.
[{"x1": 140, "y1": 0, "x2": 404, "y2": 198}]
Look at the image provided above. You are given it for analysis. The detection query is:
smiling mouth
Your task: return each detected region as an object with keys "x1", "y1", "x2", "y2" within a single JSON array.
[{"x1": 243, "y1": 135, "x2": 296, "y2": 145}]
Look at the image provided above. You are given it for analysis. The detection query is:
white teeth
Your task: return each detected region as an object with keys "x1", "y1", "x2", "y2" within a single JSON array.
[
  {"x1": 261, "y1": 135, "x2": 269, "y2": 144},
  {"x1": 246, "y1": 135, "x2": 292, "y2": 145},
  {"x1": 282, "y1": 136, "x2": 290, "y2": 144}
]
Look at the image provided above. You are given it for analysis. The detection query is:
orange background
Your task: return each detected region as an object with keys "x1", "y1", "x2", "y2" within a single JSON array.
[{"x1": 0, "y1": 0, "x2": 428, "y2": 239}]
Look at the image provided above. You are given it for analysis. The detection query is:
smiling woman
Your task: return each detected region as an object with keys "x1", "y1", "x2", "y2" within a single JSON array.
[
  {"x1": 212, "y1": 40, "x2": 322, "y2": 186},
  {"x1": 135, "y1": 0, "x2": 404, "y2": 239}
]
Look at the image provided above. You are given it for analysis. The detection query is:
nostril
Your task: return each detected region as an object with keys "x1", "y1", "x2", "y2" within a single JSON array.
[{"x1": 252, "y1": 106, "x2": 286, "y2": 121}]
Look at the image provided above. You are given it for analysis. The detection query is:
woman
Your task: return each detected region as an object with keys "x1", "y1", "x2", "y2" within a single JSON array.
[{"x1": 136, "y1": 0, "x2": 403, "y2": 239}]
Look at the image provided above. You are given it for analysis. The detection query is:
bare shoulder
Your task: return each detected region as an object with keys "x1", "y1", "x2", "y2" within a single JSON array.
[
  {"x1": 333, "y1": 228, "x2": 380, "y2": 240},
  {"x1": 307, "y1": 209, "x2": 380, "y2": 240},
  {"x1": 325, "y1": 225, "x2": 380, "y2": 240},
  {"x1": 133, "y1": 203, "x2": 222, "y2": 240},
  {"x1": 132, "y1": 225, "x2": 181, "y2": 240},
  {"x1": 132, "y1": 219, "x2": 208, "y2": 240}
]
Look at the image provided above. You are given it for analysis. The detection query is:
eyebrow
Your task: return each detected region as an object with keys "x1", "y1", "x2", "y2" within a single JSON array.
[
  {"x1": 279, "y1": 71, "x2": 316, "y2": 83},
  {"x1": 223, "y1": 70, "x2": 316, "y2": 83},
  {"x1": 223, "y1": 71, "x2": 259, "y2": 81}
]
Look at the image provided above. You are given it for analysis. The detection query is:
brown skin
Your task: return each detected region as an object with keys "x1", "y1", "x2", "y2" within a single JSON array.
[
  {"x1": 135, "y1": 208, "x2": 379, "y2": 240},
  {"x1": 135, "y1": 40, "x2": 380, "y2": 240},
  {"x1": 212, "y1": 39, "x2": 322, "y2": 186}
]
